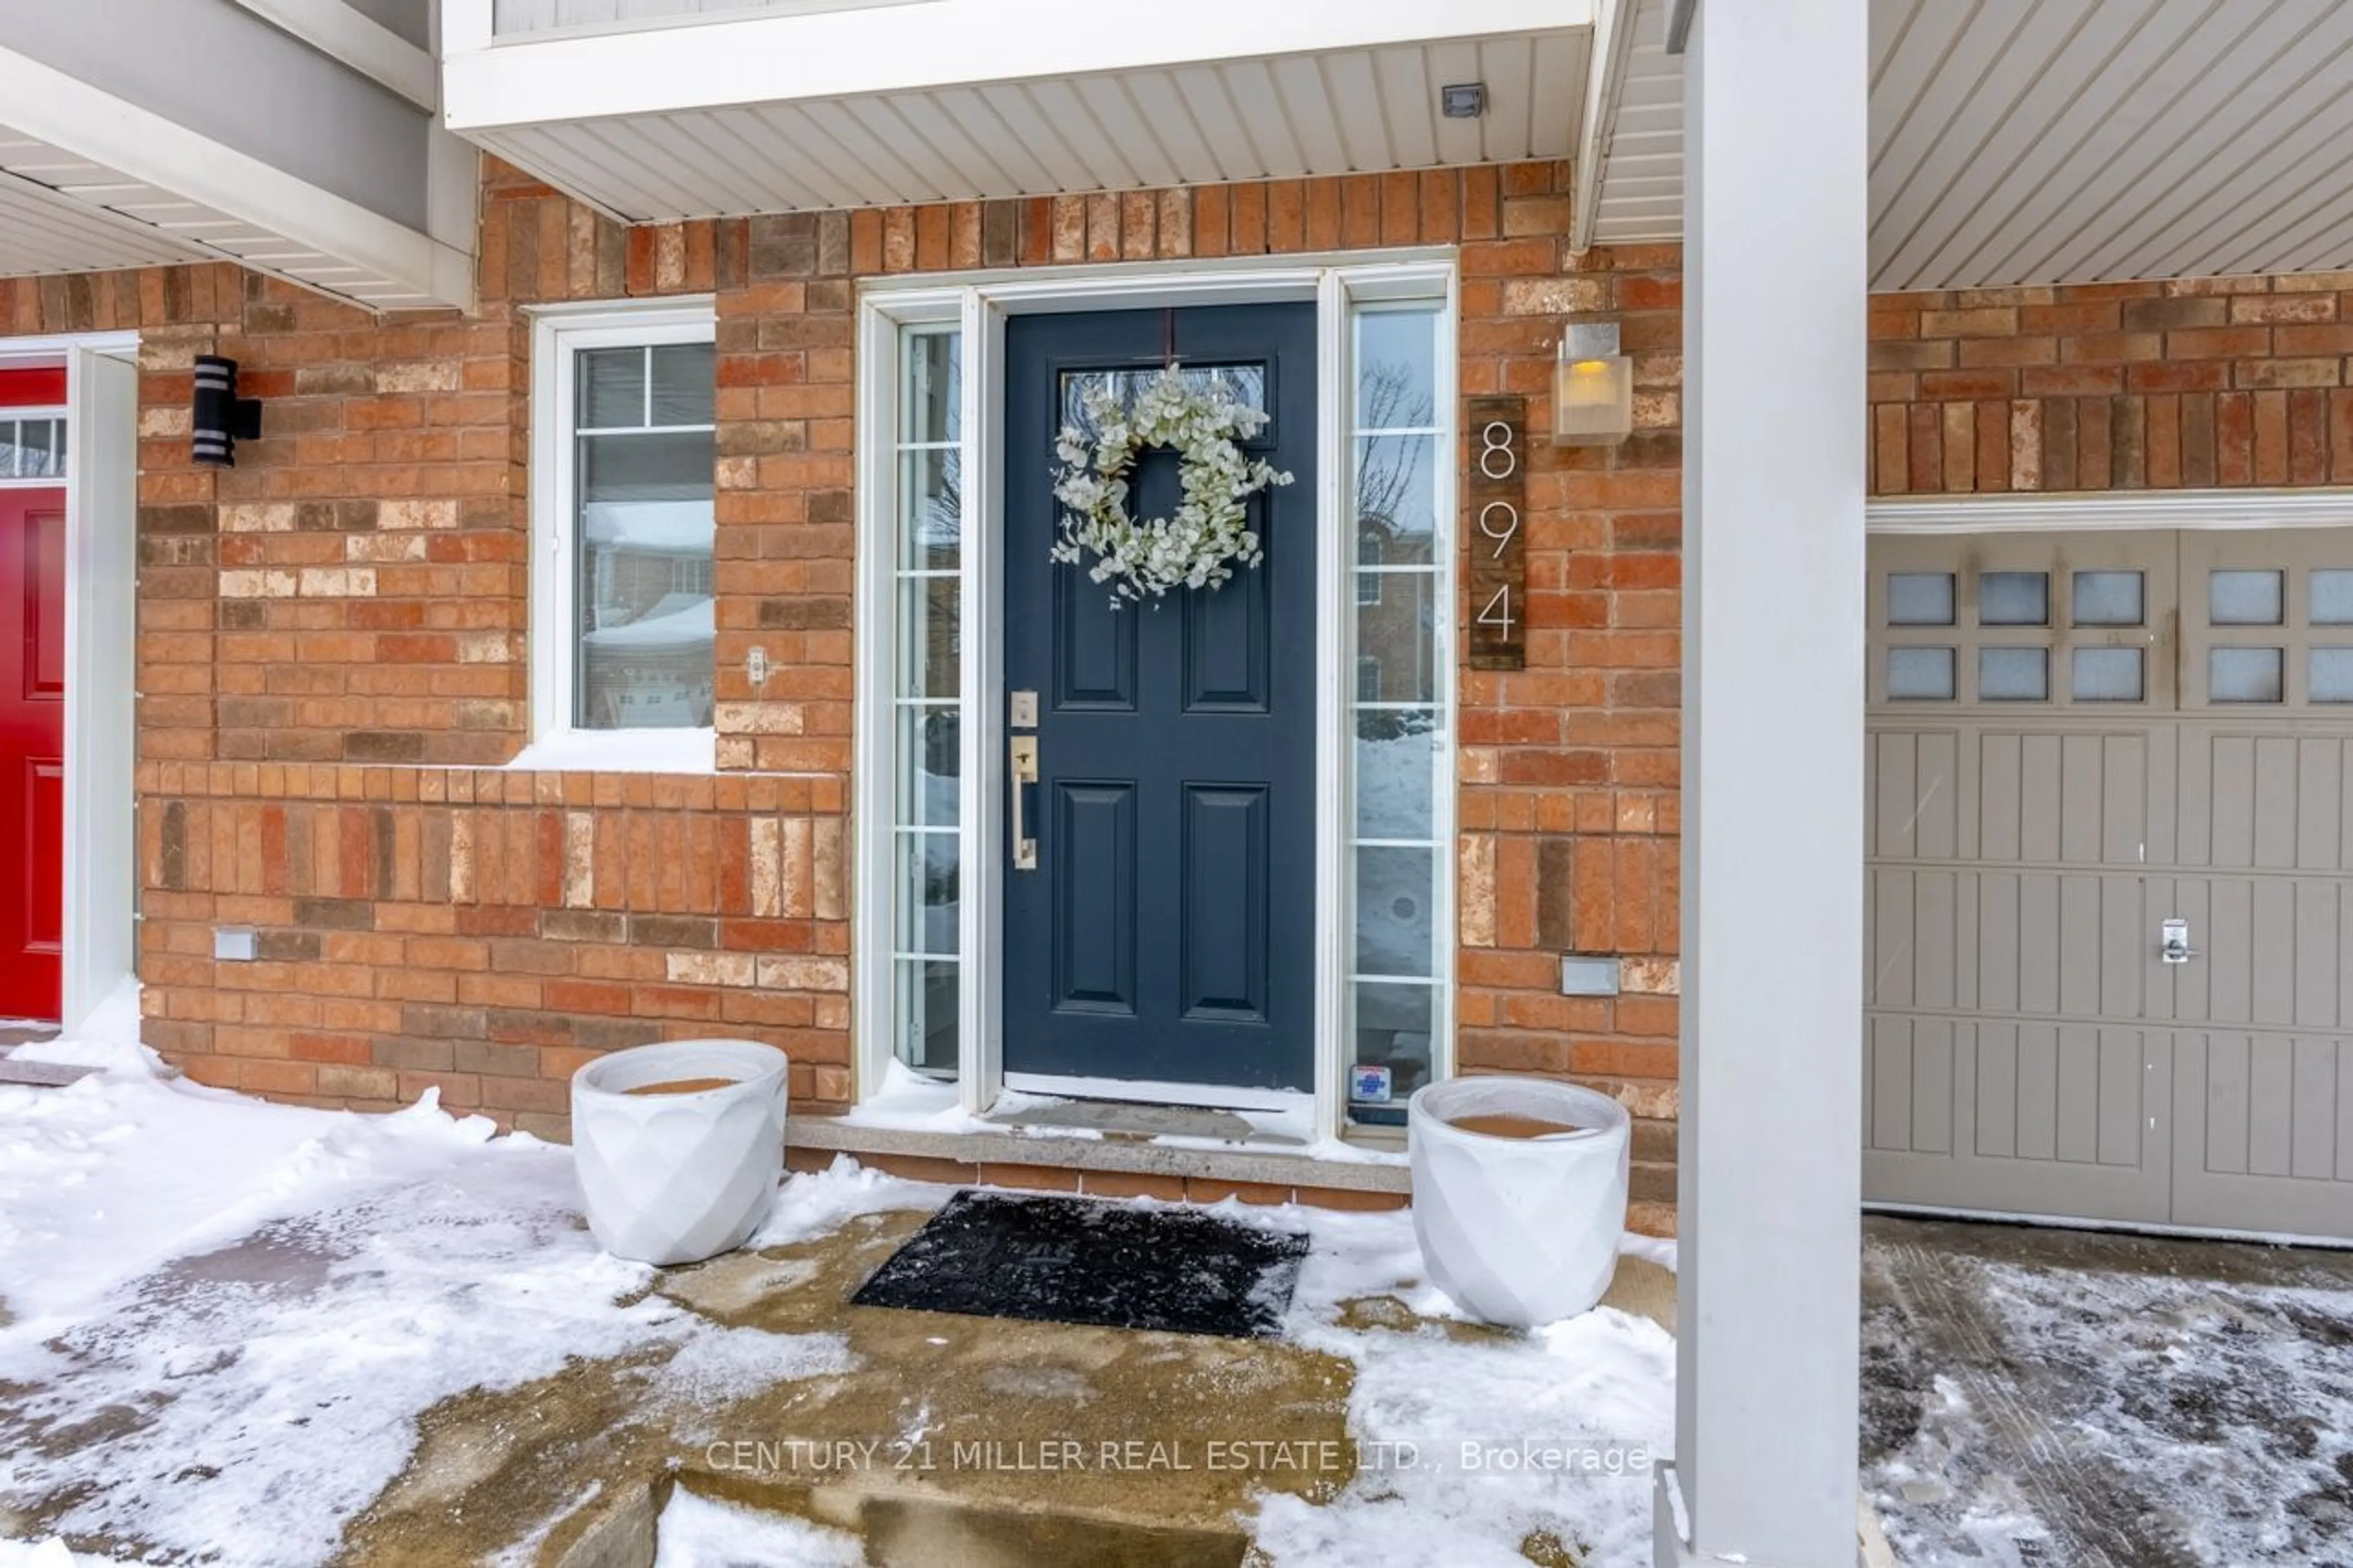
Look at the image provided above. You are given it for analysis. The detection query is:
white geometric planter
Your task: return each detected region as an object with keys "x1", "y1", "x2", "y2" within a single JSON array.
[
  {"x1": 1408, "y1": 1076, "x2": 1631, "y2": 1327},
  {"x1": 570, "y1": 1039, "x2": 789, "y2": 1267}
]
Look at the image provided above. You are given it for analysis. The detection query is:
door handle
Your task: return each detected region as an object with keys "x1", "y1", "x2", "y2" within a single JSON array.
[
  {"x1": 2161, "y1": 917, "x2": 2198, "y2": 964},
  {"x1": 1010, "y1": 735, "x2": 1039, "y2": 871}
]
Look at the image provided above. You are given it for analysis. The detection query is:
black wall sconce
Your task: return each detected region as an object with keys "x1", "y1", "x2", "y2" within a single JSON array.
[{"x1": 192, "y1": 354, "x2": 262, "y2": 468}]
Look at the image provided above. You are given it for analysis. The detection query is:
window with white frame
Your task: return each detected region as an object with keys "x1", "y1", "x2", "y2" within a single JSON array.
[
  {"x1": 0, "y1": 414, "x2": 67, "y2": 479},
  {"x1": 1347, "y1": 300, "x2": 1449, "y2": 1125},
  {"x1": 532, "y1": 305, "x2": 717, "y2": 739},
  {"x1": 892, "y1": 324, "x2": 963, "y2": 1077}
]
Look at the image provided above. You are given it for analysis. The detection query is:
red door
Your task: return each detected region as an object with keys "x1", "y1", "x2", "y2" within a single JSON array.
[{"x1": 1, "y1": 368, "x2": 67, "y2": 1020}]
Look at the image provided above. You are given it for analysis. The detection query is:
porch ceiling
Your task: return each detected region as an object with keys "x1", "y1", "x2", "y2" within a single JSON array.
[
  {"x1": 0, "y1": 123, "x2": 457, "y2": 309},
  {"x1": 464, "y1": 30, "x2": 1592, "y2": 222},
  {"x1": 0, "y1": 129, "x2": 209, "y2": 278},
  {"x1": 1582, "y1": 0, "x2": 2353, "y2": 289}
]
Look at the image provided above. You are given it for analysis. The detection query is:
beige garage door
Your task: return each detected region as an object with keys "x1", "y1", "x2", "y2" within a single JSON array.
[{"x1": 1866, "y1": 528, "x2": 2353, "y2": 1241}]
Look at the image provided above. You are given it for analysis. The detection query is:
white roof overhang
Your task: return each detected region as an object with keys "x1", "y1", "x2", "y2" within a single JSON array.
[
  {"x1": 1580, "y1": 0, "x2": 2353, "y2": 289},
  {"x1": 0, "y1": 39, "x2": 473, "y2": 311},
  {"x1": 443, "y1": 0, "x2": 1597, "y2": 221}
]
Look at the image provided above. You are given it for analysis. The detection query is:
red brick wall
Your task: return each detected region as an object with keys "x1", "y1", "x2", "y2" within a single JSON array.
[
  {"x1": 138, "y1": 763, "x2": 848, "y2": 1119},
  {"x1": 1869, "y1": 273, "x2": 2353, "y2": 494},
  {"x1": 0, "y1": 160, "x2": 1684, "y2": 1213}
]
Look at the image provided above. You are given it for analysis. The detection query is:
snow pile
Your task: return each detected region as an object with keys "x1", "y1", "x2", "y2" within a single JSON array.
[
  {"x1": 6, "y1": 979, "x2": 150, "y2": 1076},
  {"x1": 0, "y1": 1540, "x2": 116, "y2": 1568},
  {"x1": 0, "y1": 1048, "x2": 851, "y2": 1567},
  {"x1": 745, "y1": 1150, "x2": 938, "y2": 1248},
  {"x1": 1253, "y1": 1203, "x2": 1675, "y2": 1567},
  {"x1": 651, "y1": 1488, "x2": 863, "y2": 1568}
]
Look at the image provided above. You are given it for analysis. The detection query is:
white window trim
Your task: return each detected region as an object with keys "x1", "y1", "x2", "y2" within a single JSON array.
[
  {"x1": 853, "y1": 251, "x2": 1458, "y2": 1142},
  {"x1": 0, "y1": 333, "x2": 140, "y2": 1031},
  {"x1": 524, "y1": 297, "x2": 718, "y2": 773}
]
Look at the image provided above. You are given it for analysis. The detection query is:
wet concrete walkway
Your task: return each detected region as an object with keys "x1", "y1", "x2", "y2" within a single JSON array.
[{"x1": 1862, "y1": 1214, "x2": 2353, "y2": 1568}]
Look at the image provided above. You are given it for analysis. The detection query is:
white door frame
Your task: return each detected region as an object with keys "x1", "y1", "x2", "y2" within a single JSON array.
[
  {"x1": 852, "y1": 252, "x2": 1458, "y2": 1138},
  {"x1": 0, "y1": 331, "x2": 140, "y2": 1031}
]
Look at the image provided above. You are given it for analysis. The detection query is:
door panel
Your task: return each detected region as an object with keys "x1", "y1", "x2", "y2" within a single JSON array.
[
  {"x1": 1001, "y1": 305, "x2": 1317, "y2": 1091},
  {"x1": 1867, "y1": 534, "x2": 2174, "y2": 1228},
  {"x1": 1055, "y1": 570, "x2": 1137, "y2": 710},
  {"x1": 1180, "y1": 784, "x2": 1269, "y2": 1021},
  {"x1": 1864, "y1": 1015, "x2": 2172, "y2": 1222},
  {"x1": 0, "y1": 488, "x2": 66, "y2": 1019},
  {"x1": 1870, "y1": 528, "x2": 2353, "y2": 1238},
  {"x1": 1182, "y1": 569, "x2": 1271, "y2": 711},
  {"x1": 2175, "y1": 1031, "x2": 2353, "y2": 1234},
  {"x1": 1050, "y1": 781, "x2": 1137, "y2": 1013}
]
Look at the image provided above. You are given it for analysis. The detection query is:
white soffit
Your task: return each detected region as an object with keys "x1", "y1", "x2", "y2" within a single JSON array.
[
  {"x1": 1870, "y1": 0, "x2": 2353, "y2": 289},
  {"x1": 0, "y1": 135, "x2": 205, "y2": 277},
  {"x1": 1577, "y1": 0, "x2": 1680, "y2": 251},
  {"x1": 471, "y1": 32, "x2": 1592, "y2": 222},
  {"x1": 0, "y1": 124, "x2": 450, "y2": 308},
  {"x1": 0, "y1": 34, "x2": 474, "y2": 314},
  {"x1": 1583, "y1": 0, "x2": 2353, "y2": 288}
]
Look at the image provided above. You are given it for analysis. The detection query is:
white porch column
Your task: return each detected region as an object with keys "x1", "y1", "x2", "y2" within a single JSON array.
[{"x1": 1659, "y1": 2, "x2": 1868, "y2": 1567}]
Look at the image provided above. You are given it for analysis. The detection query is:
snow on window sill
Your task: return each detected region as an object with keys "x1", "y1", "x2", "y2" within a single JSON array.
[{"x1": 506, "y1": 727, "x2": 717, "y2": 775}]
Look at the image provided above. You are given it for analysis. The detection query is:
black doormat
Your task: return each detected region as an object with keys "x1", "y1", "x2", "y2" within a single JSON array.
[{"x1": 850, "y1": 1190, "x2": 1309, "y2": 1339}]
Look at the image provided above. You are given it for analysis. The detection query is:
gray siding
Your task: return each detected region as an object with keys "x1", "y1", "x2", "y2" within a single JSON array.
[
  {"x1": 491, "y1": 0, "x2": 850, "y2": 35},
  {"x1": 344, "y1": 0, "x2": 432, "y2": 49},
  {"x1": 9, "y1": 0, "x2": 431, "y2": 232}
]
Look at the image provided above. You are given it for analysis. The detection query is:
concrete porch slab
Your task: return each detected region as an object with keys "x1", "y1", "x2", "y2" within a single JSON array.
[
  {"x1": 788, "y1": 1113, "x2": 1414, "y2": 1196},
  {"x1": 342, "y1": 1204, "x2": 1674, "y2": 1566},
  {"x1": 0, "y1": 1058, "x2": 101, "y2": 1089},
  {"x1": 986, "y1": 1098, "x2": 1308, "y2": 1147}
]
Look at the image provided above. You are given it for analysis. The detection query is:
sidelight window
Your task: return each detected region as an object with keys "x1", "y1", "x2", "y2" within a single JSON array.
[
  {"x1": 892, "y1": 324, "x2": 963, "y2": 1077},
  {"x1": 1347, "y1": 301, "x2": 1450, "y2": 1125}
]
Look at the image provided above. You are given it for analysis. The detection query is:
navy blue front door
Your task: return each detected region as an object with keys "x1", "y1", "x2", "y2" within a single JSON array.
[{"x1": 1002, "y1": 305, "x2": 1318, "y2": 1092}]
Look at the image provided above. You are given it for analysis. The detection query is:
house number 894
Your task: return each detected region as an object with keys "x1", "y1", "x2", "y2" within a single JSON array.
[{"x1": 1466, "y1": 396, "x2": 1528, "y2": 672}]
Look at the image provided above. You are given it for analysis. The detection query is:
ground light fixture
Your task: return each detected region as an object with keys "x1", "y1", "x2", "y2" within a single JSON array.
[
  {"x1": 191, "y1": 354, "x2": 262, "y2": 467},
  {"x1": 1551, "y1": 322, "x2": 1632, "y2": 446}
]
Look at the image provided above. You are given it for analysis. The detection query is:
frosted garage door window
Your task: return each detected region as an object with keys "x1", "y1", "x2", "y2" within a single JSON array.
[{"x1": 2210, "y1": 646, "x2": 2284, "y2": 703}]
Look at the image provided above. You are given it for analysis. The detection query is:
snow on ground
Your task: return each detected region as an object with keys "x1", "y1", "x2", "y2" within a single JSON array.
[
  {"x1": 0, "y1": 1034, "x2": 865, "y2": 1566},
  {"x1": 1863, "y1": 1222, "x2": 2353, "y2": 1567},
  {"x1": 650, "y1": 1489, "x2": 864, "y2": 1568},
  {"x1": 1242, "y1": 1205, "x2": 1674, "y2": 1568},
  {"x1": 0, "y1": 1007, "x2": 1675, "y2": 1567},
  {"x1": 0, "y1": 1541, "x2": 112, "y2": 1568}
]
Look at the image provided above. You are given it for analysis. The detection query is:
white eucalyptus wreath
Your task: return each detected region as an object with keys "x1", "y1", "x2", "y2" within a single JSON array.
[{"x1": 1050, "y1": 365, "x2": 1293, "y2": 606}]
